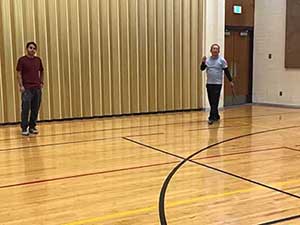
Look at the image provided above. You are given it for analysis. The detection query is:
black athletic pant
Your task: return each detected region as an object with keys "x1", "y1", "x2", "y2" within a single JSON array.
[{"x1": 206, "y1": 84, "x2": 222, "y2": 121}]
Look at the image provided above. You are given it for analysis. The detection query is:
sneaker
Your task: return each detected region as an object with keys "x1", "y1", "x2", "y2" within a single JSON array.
[
  {"x1": 21, "y1": 129, "x2": 29, "y2": 136},
  {"x1": 29, "y1": 127, "x2": 39, "y2": 134},
  {"x1": 208, "y1": 120, "x2": 214, "y2": 125}
]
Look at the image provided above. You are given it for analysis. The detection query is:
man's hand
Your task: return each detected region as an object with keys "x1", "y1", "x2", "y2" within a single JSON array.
[
  {"x1": 230, "y1": 81, "x2": 234, "y2": 88},
  {"x1": 202, "y1": 56, "x2": 207, "y2": 63},
  {"x1": 20, "y1": 85, "x2": 25, "y2": 93}
]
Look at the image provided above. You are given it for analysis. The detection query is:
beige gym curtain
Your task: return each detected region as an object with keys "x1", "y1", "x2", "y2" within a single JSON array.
[{"x1": 0, "y1": 0, "x2": 203, "y2": 123}]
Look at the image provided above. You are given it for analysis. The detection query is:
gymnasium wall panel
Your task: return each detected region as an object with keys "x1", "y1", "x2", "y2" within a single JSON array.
[{"x1": 0, "y1": 0, "x2": 204, "y2": 123}]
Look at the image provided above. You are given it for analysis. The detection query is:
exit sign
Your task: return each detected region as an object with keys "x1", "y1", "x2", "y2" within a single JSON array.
[{"x1": 233, "y1": 5, "x2": 242, "y2": 14}]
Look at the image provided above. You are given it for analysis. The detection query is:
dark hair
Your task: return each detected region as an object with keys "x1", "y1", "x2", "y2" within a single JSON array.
[
  {"x1": 210, "y1": 43, "x2": 220, "y2": 51},
  {"x1": 26, "y1": 42, "x2": 37, "y2": 49}
]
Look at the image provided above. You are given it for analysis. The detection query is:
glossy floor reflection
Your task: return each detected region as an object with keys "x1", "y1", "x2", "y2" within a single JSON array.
[{"x1": 1, "y1": 105, "x2": 300, "y2": 225}]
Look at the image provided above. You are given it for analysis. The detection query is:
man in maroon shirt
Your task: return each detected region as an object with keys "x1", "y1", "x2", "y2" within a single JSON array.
[{"x1": 16, "y1": 42, "x2": 44, "y2": 136}]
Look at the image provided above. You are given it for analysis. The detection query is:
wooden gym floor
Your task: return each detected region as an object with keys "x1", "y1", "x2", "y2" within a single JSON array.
[{"x1": 1, "y1": 105, "x2": 300, "y2": 225}]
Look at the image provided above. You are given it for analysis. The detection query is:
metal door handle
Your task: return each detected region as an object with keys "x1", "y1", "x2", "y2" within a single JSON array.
[
  {"x1": 230, "y1": 62, "x2": 235, "y2": 79},
  {"x1": 234, "y1": 62, "x2": 237, "y2": 79}
]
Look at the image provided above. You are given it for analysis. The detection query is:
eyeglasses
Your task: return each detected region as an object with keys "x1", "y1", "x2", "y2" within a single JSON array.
[{"x1": 29, "y1": 46, "x2": 36, "y2": 50}]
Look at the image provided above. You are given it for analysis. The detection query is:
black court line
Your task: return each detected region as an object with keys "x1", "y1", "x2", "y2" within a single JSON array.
[
  {"x1": 158, "y1": 126, "x2": 300, "y2": 225},
  {"x1": 124, "y1": 125, "x2": 300, "y2": 225},
  {"x1": 123, "y1": 138, "x2": 283, "y2": 161},
  {"x1": 258, "y1": 214, "x2": 300, "y2": 225},
  {"x1": 125, "y1": 137, "x2": 300, "y2": 202},
  {"x1": 284, "y1": 146, "x2": 300, "y2": 152},
  {"x1": 0, "y1": 145, "x2": 279, "y2": 190},
  {"x1": 123, "y1": 137, "x2": 185, "y2": 160},
  {"x1": 0, "y1": 110, "x2": 298, "y2": 142},
  {"x1": 124, "y1": 132, "x2": 300, "y2": 205}
]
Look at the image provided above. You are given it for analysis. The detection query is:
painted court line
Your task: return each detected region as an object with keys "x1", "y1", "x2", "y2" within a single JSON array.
[
  {"x1": 0, "y1": 147, "x2": 282, "y2": 189},
  {"x1": 61, "y1": 178, "x2": 300, "y2": 225}
]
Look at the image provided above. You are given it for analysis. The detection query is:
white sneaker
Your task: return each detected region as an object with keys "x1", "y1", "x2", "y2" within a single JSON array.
[
  {"x1": 22, "y1": 129, "x2": 29, "y2": 136},
  {"x1": 29, "y1": 128, "x2": 38, "y2": 134}
]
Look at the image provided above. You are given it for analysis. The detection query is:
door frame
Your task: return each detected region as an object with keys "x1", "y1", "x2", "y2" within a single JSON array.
[{"x1": 225, "y1": 25, "x2": 254, "y2": 105}]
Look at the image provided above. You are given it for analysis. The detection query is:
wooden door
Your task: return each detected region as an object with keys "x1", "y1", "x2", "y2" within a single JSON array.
[{"x1": 224, "y1": 29, "x2": 252, "y2": 106}]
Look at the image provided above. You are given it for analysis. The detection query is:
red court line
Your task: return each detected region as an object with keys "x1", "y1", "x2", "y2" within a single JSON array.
[
  {"x1": 0, "y1": 147, "x2": 283, "y2": 189},
  {"x1": 192, "y1": 147, "x2": 283, "y2": 160},
  {"x1": 0, "y1": 132, "x2": 164, "y2": 153},
  {"x1": 126, "y1": 132, "x2": 164, "y2": 138},
  {"x1": 0, "y1": 161, "x2": 180, "y2": 189},
  {"x1": 0, "y1": 110, "x2": 298, "y2": 142},
  {"x1": 188, "y1": 124, "x2": 251, "y2": 131}
]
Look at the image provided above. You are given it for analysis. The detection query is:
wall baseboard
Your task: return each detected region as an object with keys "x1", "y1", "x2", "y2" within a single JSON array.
[
  {"x1": 0, "y1": 108, "x2": 205, "y2": 126},
  {"x1": 252, "y1": 102, "x2": 300, "y2": 109}
]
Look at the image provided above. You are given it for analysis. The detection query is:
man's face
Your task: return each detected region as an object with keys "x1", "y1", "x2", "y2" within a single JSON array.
[
  {"x1": 26, "y1": 44, "x2": 37, "y2": 56},
  {"x1": 210, "y1": 45, "x2": 220, "y2": 57}
]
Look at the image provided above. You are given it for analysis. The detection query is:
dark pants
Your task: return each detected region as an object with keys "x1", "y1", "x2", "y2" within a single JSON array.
[
  {"x1": 206, "y1": 84, "x2": 222, "y2": 121},
  {"x1": 21, "y1": 88, "x2": 42, "y2": 131}
]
